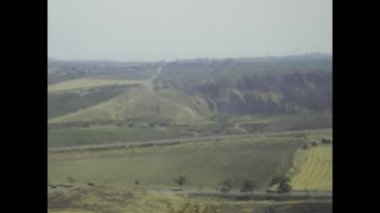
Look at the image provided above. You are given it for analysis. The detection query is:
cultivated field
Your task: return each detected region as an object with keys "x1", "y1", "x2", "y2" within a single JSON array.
[
  {"x1": 48, "y1": 78, "x2": 144, "y2": 92},
  {"x1": 48, "y1": 134, "x2": 302, "y2": 190},
  {"x1": 289, "y1": 144, "x2": 332, "y2": 191}
]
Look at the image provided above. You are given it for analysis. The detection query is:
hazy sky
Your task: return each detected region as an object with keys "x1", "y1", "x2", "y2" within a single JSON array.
[{"x1": 48, "y1": 0, "x2": 332, "y2": 61}]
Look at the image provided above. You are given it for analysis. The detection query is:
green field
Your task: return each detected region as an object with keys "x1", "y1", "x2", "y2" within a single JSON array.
[
  {"x1": 48, "y1": 113, "x2": 332, "y2": 148},
  {"x1": 48, "y1": 126, "x2": 189, "y2": 147},
  {"x1": 48, "y1": 78, "x2": 144, "y2": 92},
  {"x1": 289, "y1": 144, "x2": 332, "y2": 191},
  {"x1": 48, "y1": 135, "x2": 303, "y2": 189}
]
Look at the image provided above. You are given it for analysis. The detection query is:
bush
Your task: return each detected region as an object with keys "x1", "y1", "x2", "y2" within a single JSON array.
[
  {"x1": 269, "y1": 175, "x2": 290, "y2": 186},
  {"x1": 278, "y1": 181, "x2": 292, "y2": 193},
  {"x1": 310, "y1": 141, "x2": 319, "y2": 147},
  {"x1": 269, "y1": 175, "x2": 292, "y2": 193},
  {"x1": 175, "y1": 175, "x2": 187, "y2": 187},
  {"x1": 321, "y1": 138, "x2": 332, "y2": 144},
  {"x1": 241, "y1": 179, "x2": 256, "y2": 193},
  {"x1": 67, "y1": 176, "x2": 75, "y2": 183},
  {"x1": 220, "y1": 179, "x2": 233, "y2": 193}
]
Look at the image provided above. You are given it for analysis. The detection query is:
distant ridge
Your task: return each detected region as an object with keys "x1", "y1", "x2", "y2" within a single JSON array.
[{"x1": 48, "y1": 53, "x2": 331, "y2": 64}]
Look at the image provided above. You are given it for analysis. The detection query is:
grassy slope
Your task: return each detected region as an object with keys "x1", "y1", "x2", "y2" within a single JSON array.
[
  {"x1": 49, "y1": 87, "x2": 211, "y2": 126},
  {"x1": 48, "y1": 87, "x2": 130, "y2": 119},
  {"x1": 48, "y1": 78, "x2": 144, "y2": 92},
  {"x1": 289, "y1": 144, "x2": 332, "y2": 191},
  {"x1": 48, "y1": 135, "x2": 302, "y2": 190}
]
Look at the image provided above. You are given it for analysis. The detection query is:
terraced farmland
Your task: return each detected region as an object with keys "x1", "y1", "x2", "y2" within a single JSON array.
[{"x1": 289, "y1": 144, "x2": 332, "y2": 191}]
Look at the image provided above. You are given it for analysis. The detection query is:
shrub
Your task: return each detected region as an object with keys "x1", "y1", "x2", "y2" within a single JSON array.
[
  {"x1": 310, "y1": 141, "x2": 319, "y2": 147},
  {"x1": 67, "y1": 176, "x2": 75, "y2": 183},
  {"x1": 175, "y1": 175, "x2": 187, "y2": 187},
  {"x1": 241, "y1": 179, "x2": 256, "y2": 193},
  {"x1": 321, "y1": 138, "x2": 332, "y2": 144},
  {"x1": 220, "y1": 179, "x2": 233, "y2": 193}
]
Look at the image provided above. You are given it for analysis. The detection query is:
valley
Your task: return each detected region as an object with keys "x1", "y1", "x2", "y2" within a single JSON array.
[{"x1": 48, "y1": 54, "x2": 332, "y2": 213}]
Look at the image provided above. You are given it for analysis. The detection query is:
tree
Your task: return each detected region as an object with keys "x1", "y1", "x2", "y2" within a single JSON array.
[
  {"x1": 269, "y1": 175, "x2": 292, "y2": 193},
  {"x1": 321, "y1": 138, "x2": 332, "y2": 144},
  {"x1": 66, "y1": 176, "x2": 75, "y2": 184},
  {"x1": 310, "y1": 141, "x2": 319, "y2": 147},
  {"x1": 269, "y1": 175, "x2": 290, "y2": 186},
  {"x1": 278, "y1": 181, "x2": 292, "y2": 193},
  {"x1": 220, "y1": 179, "x2": 233, "y2": 193},
  {"x1": 175, "y1": 175, "x2": 187, "y2": 188},
  {"x1": 241, "y1": 179, "x2": 256, "y2": 194}
]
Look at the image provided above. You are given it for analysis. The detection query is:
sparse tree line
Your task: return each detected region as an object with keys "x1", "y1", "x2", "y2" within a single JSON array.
[
  {"x1": 48, "y1": 60, "x2": 157, "y2": 84},
  {"x1": 302, "y1": 137, "x2": 332, "y2": 149},
  {"x1": 64, "y1": 173, "x2": 292, "y2": 194},
  {"x1": 48, "y1": 119, "x2": 172, "y2": 129},
  {"x1": 172, "y1": 174, "x2": 291, "y2": 194}
]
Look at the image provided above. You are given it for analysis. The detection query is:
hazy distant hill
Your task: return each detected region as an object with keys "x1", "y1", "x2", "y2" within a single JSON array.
[
  {"x1": 48, "y1": 54, "x2": 331, "y2": 131},
  {"x1": 154, "y1": 54, "x2": 332, "y2": 115}
]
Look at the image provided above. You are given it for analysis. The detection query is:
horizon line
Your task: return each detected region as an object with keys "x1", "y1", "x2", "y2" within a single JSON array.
[{"x1": 48, "y1": 52, "x2": 332, "y2": 63}]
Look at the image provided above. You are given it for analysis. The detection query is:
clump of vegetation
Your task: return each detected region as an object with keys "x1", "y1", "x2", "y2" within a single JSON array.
[
  {"x1": 240, "y1": 179, "x2": 256, "y2": 194},
  {"x1": 220, "y1": 178, "x2": 233, "y2": 193},
  {"x1": 269, "y1": 175, "x2": 292, "y2": 193},
  {"x1": 66, "y1": 176, "x2": 75, "y2": 183},
  {"x1": 167, "y1": 202, "x2": 214, "y2": 213},
  {"x1": 310, "y1": 141, "x2": 319, "y2": 147},
  {"x1": 321, "y1": 138, "x2": 332, "y2": 144},
  {"x1": 175, "y1": 175, "x2": 187, "y2": 188},
  {"x1": 302, "y1": 144, "x2": 309, "y2": 149}
]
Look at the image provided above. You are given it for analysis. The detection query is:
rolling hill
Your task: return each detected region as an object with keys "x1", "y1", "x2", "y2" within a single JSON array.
[{"x1": 48, "y1": 54, "x2": 332, "y2": 146}]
